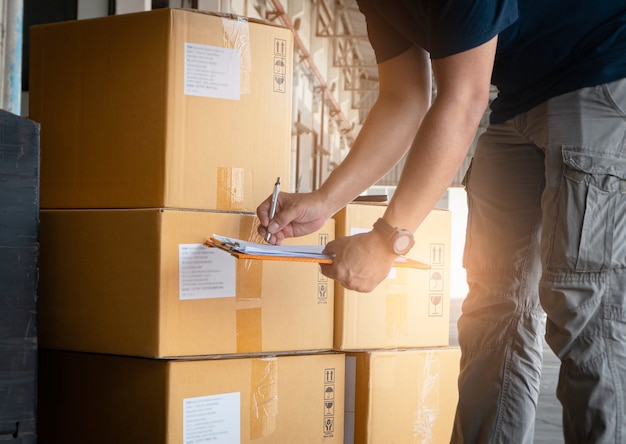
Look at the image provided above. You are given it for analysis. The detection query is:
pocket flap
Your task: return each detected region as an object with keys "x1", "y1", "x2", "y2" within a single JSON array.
[{"x1": 563, "y1": 146, "x2": 626, "y2": 180}]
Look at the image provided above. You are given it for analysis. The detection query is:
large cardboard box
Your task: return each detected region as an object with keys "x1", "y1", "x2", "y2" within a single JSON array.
[
  {"x1": 344, "y1": 347, "x2": 461, "y2": 444},
  {"x1": 38, "y1": 350, "x2": 345, "y2": 444},
  {"x1": 38, "y1": 209, "x2": 334, "y2": 357},
  {"x1": 0, "y1": 110, "x2": 39, "y2": 443},
  {"x1": 29, "y1": 8, "x2": 293, "y2": 210},
  {"x1": 333, "y1": 204, "x2": 451, "y2": 350}
]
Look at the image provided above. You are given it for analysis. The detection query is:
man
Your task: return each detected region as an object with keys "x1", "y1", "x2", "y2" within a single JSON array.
[{"x1": 257, "y1": 1, "x2": 626, "y2": 442}]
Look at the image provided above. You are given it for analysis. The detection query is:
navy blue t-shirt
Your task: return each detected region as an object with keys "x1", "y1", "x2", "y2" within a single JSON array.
[{"x1": 357, "y1": 0, "x2": 626, "y2": 123}]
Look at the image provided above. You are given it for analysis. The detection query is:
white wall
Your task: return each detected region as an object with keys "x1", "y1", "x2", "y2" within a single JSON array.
[{"x1": 448, "y1": 187, "x2": 469, "y2": 300}]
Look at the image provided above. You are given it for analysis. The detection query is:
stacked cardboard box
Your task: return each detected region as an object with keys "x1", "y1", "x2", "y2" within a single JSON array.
[
  {"x1": 334, "y1": 203, "x2": 460, "y2": 443},
  {"x1": 0, "y1": 110, "x2": 40, "y2": 443},
  {"x1": 38, "y1": 209, "x2": 335, "y2": 358},
  {"x1": 334, "y1": 203, "x2": 451, "y2": 350},
  {"x1": 29, "y1": 9, "x2": 293, "y2": 211},
  {"x1": 344, "y1": 347, "x2": 461, "y2": 444},
  {"x1": 31, "y1": 9, "x2": 343, "y2": 443},
  {"x1": 38, "y1": 349, "x2": 344, "y2": 444}
]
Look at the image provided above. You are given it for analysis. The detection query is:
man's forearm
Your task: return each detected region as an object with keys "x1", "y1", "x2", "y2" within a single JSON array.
[{"x1": 316, "y1": 99, "x2": 425, "y2": 216}]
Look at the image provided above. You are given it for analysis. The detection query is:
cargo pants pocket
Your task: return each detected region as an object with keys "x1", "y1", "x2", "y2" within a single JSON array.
[{"x1": 547, "y1": 147, "x2": 626, "y2": 272}]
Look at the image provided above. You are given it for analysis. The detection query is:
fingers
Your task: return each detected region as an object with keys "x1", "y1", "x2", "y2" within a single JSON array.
[
  {"x1": 319, "y1": 262, "x2": 380, "y2": 293},
  {"x1": 265, "y1": 205, "x2": 289, "y2": 234},
  {"x1": 256, "y1": 190, "x2": 327, "y2": 242},
  {"x1": 261, "y1": 195, "x2": 299, "y2": 239},
  {"x1": 256, "y1": 195, "x2": 273, "y2": 227},
  {"x1": 256, "y1": 193, "x2": 281, "y2": 242},
  {"x1": 321, "y1": 239, "x2": 336, "y2": 257},
  {"x1": 318, "y1": 233, "x2": 394, "y2": 293},
  {"x1": 261, "y1": 227, "x2": 285, "y2": 245},
  {"x1": 260, "y1": 207, "x2": 285, "y2": 244},
  {"x1": 319, "y1": 263, "x2": 333, "y2": 280}
]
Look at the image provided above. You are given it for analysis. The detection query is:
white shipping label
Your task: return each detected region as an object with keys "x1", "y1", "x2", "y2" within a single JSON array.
[
  {"x1": 184, "y1": 42, "x2": 241, "y2": 100},
  {"x1": 179, "y1": 244, "x2": 236, "y2": 300},
  {"x1": 183, "y1": 392, "x2": 241, "y2": 444}
]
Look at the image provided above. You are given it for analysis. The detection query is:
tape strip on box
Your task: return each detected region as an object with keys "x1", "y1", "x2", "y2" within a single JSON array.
[
  {"x1": 235, "y1": 217, "x2": 263, "y2": 353},
  {"x1": 217, "y1": 167, "x2": 245, "y2": 210},
  {"x1": 222, "y1": 17, "x2": 251, "y2": 94},
  {"x1": 250, "y1": 357, "x2": 278, "y2": 440}
]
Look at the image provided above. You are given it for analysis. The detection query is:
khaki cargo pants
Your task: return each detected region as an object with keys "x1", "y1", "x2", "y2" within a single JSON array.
[{"x1": 452, "y1": 78, "x2": 626, "y2": 443}]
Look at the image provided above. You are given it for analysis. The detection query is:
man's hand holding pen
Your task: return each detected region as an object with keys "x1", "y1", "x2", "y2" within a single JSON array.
[
  {"x1": 256, "y1": 186, "x2": 393, "y2": 291},
  {"x1": 257, "y1": 188, "x2": 330, "y2": 245}
]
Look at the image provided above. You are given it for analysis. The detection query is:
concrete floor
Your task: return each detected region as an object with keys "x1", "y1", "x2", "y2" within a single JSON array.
[{"x1": 449, "y1": 297, "x2": 564, "y2": 443}]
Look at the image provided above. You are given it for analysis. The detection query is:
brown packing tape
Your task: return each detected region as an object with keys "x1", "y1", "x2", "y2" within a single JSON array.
[
  {"x1": 236, "y1": 217, "x2": 264, "y2": 301},
  {"x1": 235, "y1": 259, "x2": 263, "y2": 301},
  {"x1": 384, "y1": 267, "x2": 409, "y2": 342},
  {"x1": 235, "y1": 216, "x2": 263, "y2": 353},
  {"x1": 216, "y1": 167, "x2": 245, "y2": 210},
  {"x1": 250, "y1": 357, "x2": 278, "y2": 440},
  {"x1": 385, "y1": 293, "x2": 408, "y2": 342},
  {"x1": 240, "y1": 215, "x2": 267, "y2": 246},
  {"x1": 236, "y1": 308, "x2": 263, "y2": 353},
  {"x1": 412, "y1": 351, "x2": 443, "y2": 441},
  {"x1": 221, "y1": 17, "x2": 251, "y2": 94}
]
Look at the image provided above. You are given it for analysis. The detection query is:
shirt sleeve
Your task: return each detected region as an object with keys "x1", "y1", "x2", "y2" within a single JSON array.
[
  {"x1": 428, "y1": 0, "x2": 518, "y2": 59},
  {"x1": 357, "y1": 0, "x2": 414, "y2": 63},
  {"x1": 358, "y1": 0, "x2": 518, "y2": 62}
]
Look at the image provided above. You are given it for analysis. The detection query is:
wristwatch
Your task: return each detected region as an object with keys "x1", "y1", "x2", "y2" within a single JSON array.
[{"x1": 372, "y1": 218, "x2": 415, "y2": 255}]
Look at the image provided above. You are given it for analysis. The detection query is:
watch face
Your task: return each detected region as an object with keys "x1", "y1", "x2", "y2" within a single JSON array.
[
  {"x1": 394, "y1": 233, "x2": 413, "y2": 254},
  {"x1": 373, "y1": 219, "x2": 414, "y2": 255}
]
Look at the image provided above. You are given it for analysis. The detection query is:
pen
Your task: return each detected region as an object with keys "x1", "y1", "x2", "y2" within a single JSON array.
[{"x1": 265, "y1": 177, "x2": 281, "y2": 242}]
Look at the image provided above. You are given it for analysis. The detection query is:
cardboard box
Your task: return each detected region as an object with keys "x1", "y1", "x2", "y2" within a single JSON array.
[
  {"x1": 29, "y1": 8, "x2": 293, "y2": 210},
  {"x1": 38, "y1": 209, "x2": 334, "y2": 357},
  {"x1": 0, "y1": 110, "x2": 39, "y2": 443},
  {"x1": 38, "y1": 350, "x2": 345, "y2": 444},
  {"x1": 344, "y1": 347, "x2": 461, "y2": 444},
  {"x1": 333, "y1": 204, "x2": 451, "y2": 350}
]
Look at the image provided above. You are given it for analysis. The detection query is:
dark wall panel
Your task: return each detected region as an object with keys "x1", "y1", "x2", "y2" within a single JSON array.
[{"x1": 0, "y1": 109, "x2": 40, "y2": 443}]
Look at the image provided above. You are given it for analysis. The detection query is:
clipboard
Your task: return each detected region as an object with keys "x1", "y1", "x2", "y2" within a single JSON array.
[
  {"x1": 205, "y1": 236, "x2": 430, "y2": 270},
  {"x1": 205, "y1": 237, "x2": 333, "y2": 264}
]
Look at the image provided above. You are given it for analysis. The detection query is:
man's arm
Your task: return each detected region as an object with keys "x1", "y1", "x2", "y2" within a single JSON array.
[
  {"x1": 258, "y1": 46, "x2": 433, "y2": 243},
  {"x1": 315, "y1": 45, "x2": 433, "y2": 217},
  {"x1": 320, "y1": 37, "x2": 497, "y2": 292},
  {"x1": 259, "y1": 35, "x2": 497, "y2": 292},
  {"x1": 381, "y1": 36, "x2": 497, "y2": 233}
]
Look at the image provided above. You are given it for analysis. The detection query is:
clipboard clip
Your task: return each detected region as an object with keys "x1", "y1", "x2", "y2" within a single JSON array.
[{"x1": 204, "y1": 237, "x2": 240, "y2": 253}]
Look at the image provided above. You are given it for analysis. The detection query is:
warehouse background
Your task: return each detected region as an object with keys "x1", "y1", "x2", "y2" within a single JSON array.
[{"x1": 10, "y1": 0, "x2": 494, "y2": 191}]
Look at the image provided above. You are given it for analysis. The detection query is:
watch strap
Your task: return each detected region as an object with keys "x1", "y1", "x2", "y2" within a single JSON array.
[
  {"x1": 372, "y1": 218, "x2": 415, "y2": 255},
  {"x1": 372, "y1": 217, "x2": 396, "y2": 240}
]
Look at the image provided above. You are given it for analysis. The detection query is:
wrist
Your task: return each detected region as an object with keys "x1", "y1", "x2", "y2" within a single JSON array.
[{"x1": 372, "y1": 217, "x2": 415, "y2": 255}]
